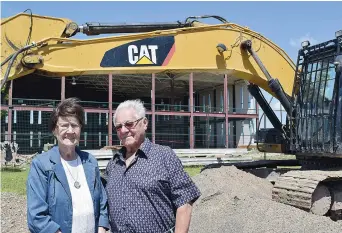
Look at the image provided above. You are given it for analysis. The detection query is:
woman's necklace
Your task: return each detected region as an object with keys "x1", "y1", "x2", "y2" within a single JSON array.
[{"x1": 63, "y1": 155, "x2": 81, "y2": 189}]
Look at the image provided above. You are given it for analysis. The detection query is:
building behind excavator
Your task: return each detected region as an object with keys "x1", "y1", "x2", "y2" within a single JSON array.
[{"x1": 1, "y1": 71, "x2": 279, "y2": 154}]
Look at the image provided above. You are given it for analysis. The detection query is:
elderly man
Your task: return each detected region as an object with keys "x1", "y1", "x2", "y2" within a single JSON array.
[{"x1": 105, "y1": 99, "x2": 201, "y2": 233}]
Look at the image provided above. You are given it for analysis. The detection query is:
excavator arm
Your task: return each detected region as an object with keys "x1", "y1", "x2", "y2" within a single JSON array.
[{"x1": 1, "y1": 13, "x2": 296, "y2": 98}]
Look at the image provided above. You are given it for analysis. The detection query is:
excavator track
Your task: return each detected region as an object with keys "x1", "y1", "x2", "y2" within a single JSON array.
[{"x1": 272, "y1": 170, "x2": 342, "y2": 219}]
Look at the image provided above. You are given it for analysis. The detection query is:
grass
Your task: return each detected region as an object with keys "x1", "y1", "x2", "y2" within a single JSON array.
[
  {"x1": 0, "y1": 164, "x2": 202, "y2": 196},
  {"x1": 184, "y1": 166, "x2": 203, "y2": 177},
  {"x1": 1, "y1": 165, "x2": 30, "y2": 196}
]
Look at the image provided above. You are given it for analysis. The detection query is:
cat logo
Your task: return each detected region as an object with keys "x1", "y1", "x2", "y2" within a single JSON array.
[
  {"x1": 100, "y1": 36, "x2": 175, "y2": 67},
  {"x1": 128, "y1": 45, "x2": 158, "y2": 65}
]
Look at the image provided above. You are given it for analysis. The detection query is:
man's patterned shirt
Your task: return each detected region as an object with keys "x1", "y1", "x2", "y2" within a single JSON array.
[{"x1": 104, "y1": 138, "x2": 201, "y2": 233}]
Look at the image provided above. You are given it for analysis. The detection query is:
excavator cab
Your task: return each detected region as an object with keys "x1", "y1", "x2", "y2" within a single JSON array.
[
  {"x1": 269, "y1": 31, "x2": 342, "y2": 219},
  {"x1": 252, "y1": 31, "x2": 342, "y2": 157},
  {"x1": 290, "y1": 34, "x2": 342, "y2": 156},
  {"x1": 240, "y1": 30, "x2": 342, "y2": 218}
]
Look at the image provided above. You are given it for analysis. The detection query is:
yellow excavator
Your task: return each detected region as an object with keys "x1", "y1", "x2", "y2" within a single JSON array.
[{"x1": 1, "y1": 13, "x2": 341, "y2": 219}]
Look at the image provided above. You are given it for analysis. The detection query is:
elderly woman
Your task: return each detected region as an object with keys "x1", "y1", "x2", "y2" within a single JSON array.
[{"x1": 26, "y1": 98, "x2": 109, "y2": 233}]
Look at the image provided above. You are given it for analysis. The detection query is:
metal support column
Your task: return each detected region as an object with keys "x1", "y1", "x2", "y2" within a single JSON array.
[
  {"x1": 224, "y1": 74, "x2": 229, "y2": 148},
  {"x1": 152, "y1": 73, "x2": 156, "y2": 144},
  {"x1": 7, "y1": 80, "x2": 13, "y2": 142},
  {"x1": 213, "y1": 88, "x2": 217, "y2": 147},
  {"x1": 189, "y1": 73, "x2": 194, "y2": 149},
  {"x1": 170, "y1": 78, "x2": 175, "y2": 111},
  {"x1": 255, "y1": 101, "x2": 259, "y2": 141},
  {"x1": 232, "y1": 82, "x2": 237, "y2": 147},
  {"x1": 61, "y1": 76, "x2": 65, "y2": 100},
  {"x1": 108, "y1": 74, "x2": 113, "y2": 146}
]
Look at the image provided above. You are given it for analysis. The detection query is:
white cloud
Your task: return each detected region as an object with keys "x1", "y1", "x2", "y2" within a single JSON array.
[{"x1": 289, "y1": 33, "x2": 318, "y2": 48}]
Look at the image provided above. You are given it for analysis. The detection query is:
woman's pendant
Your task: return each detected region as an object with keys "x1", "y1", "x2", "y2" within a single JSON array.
[{"x1": 74, "y1": 181, "x2": 81, "y2": 189}]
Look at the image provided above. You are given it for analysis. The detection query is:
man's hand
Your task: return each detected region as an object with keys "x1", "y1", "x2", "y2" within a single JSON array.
[
  {"x1": 98, "y1": 226, "x2": 107, "y2": 233},
  {"x1": 174, "y1": 202, "x2": 193, "y2": 233}
]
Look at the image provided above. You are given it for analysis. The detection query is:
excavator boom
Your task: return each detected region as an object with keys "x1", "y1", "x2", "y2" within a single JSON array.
[{"x1": 1, "y1": 13, "x2": 295, "y2": 98}]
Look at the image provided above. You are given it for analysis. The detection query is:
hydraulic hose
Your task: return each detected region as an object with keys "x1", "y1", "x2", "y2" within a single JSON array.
[
  {"x1": 0, "y1": 42, "x2": 36, "y2": 90},
  {"x1": 1, "y1": 54, "x2": 14, "y2": 67},
  {"x1": 241, "y1": 40, "x2": 292, "y2": 114}
]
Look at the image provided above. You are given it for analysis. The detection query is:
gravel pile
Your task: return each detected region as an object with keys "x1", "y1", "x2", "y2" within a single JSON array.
[
  {"x1": 1, "y1": 192, "x2": 28, "y2": 233},
  {"x1": 189, "y1": 166, "x2": 342, "y2": 233}
]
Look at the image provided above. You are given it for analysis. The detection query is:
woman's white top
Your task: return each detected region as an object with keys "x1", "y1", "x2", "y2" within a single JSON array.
[{"x1": 61, "y1": 155, "x2": 95, "y2": 233}]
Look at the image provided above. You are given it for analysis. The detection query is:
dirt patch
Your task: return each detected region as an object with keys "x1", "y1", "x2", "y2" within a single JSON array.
[
  {"x1": 1, "y1": 192, "x2": 28, "y2": 233},
  {"x1": 189, "y1": 166, "x2": 342, "y2": 233}
]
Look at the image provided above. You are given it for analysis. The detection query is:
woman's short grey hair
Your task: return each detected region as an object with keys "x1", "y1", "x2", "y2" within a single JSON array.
[{"x1": 113, "y1": 99, "x2": 146, "y2": 124}]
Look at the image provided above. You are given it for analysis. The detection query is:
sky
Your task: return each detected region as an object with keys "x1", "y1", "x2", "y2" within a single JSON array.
[{"x1": 1, "y1": 0, "x2": 341, "y2": 127}]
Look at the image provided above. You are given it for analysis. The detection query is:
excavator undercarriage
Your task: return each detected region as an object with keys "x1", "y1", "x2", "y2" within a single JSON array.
[{"x1": 273, "y1": 169, "x2": 342, "y2": 219}]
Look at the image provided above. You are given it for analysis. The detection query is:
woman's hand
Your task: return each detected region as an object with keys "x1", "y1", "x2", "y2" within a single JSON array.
[{"x1": 98, "y1": 227, "x2": 107, "y2": 233}]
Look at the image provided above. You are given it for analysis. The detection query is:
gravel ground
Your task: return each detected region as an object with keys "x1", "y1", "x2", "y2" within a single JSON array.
[
  {"x1": 1, "y1": 192, "x2": 28, "y2": 233},
  {"x1": 189, "y1": 166, "x2": 342, "y2": 233}
]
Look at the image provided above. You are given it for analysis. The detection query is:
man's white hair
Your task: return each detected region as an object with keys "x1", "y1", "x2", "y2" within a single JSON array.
[{"x1": 113, "y1": 99, "x2": 146, "y2": 124}]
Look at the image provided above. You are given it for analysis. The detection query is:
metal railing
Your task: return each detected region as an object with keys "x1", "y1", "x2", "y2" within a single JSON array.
[{"x1": 1, "y1": 98, "x2": 260, "y2": 153}]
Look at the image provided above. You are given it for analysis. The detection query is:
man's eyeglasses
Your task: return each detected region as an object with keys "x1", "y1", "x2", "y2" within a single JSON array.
[
  {"x1": 115, "y1": 117, "x2": 144, "y2": 131},
  {"x1": 57, "y1": 123, "x2": 80, "y2": 131}
]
